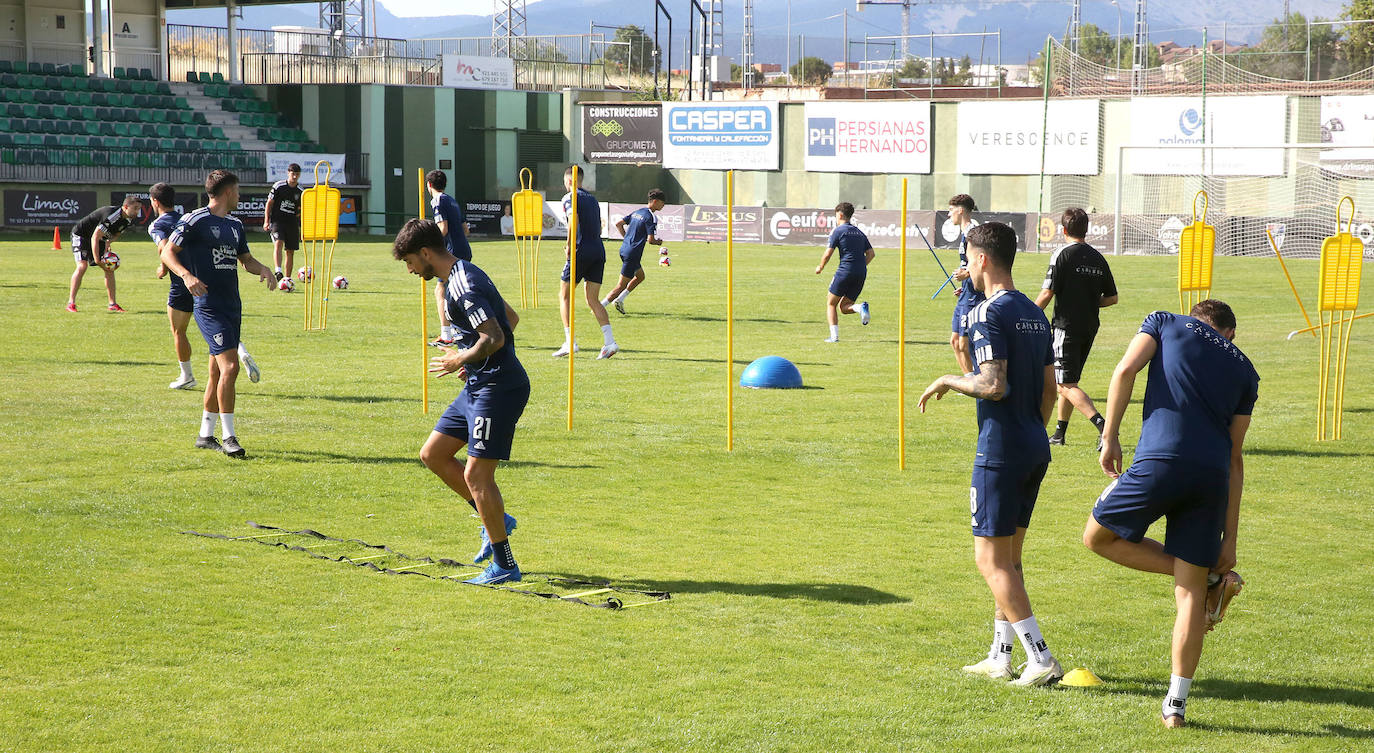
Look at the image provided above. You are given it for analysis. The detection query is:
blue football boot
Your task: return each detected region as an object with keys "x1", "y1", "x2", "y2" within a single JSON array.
[
  {"x1": 465, "y1": 561, "x2": 521, "y2": 585},
  {"x1": 473, "y1": 513, "x2": 518, "y2": 564}
]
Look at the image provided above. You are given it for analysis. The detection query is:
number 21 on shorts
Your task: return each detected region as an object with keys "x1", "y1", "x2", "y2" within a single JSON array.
[{"x1": 472, "y1": 416, "x2": 491, "y2": 440}]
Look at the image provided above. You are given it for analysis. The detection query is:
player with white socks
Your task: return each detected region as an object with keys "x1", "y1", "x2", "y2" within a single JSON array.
[
  {"x1": 918, "y1": 222, "x2": 1063, "y2": 687},
  {"x1": 601, "y1": 188, "x2": 666, "y2": 315},
  {"x1": 555, "y1": 165, "x2": 617, "y2": 359}
]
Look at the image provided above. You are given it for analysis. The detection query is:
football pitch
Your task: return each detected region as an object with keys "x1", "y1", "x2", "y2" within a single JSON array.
[{"x1": 1, "y1": 232, "x2": 1371, "y2": 751}]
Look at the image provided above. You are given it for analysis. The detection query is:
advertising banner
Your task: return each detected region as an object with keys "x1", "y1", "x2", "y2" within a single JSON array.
[
  {"x1": 582, "y1": 104, "x2": 662, "y2": 164},
  {"x1": 441, "y1": 54, "x2": 516, "y2": 90},
  {"x1": 464, "y1": 200, "x2": 504, "y2": 235},
  {"x1": 663, "y1": 102, "x2": 779, "y2": 171},
  {"x1": 229, "y1": 193, "x2": 269, "y2": 227},
  {"x1": 1319, "y1": 96, "x2": 1374, "y2": 175},
  {"x1": 1032, "y1": 212, "x2": 1115, "y2": 254},
  {"x1": 852, "y1": 209, "x2": 938, "y2": 250},
  {"x1": 4, "y1": 189, "x2": 98, "y2": 228},
  {"x1": 763, "y1": 206, "x2": 843, "y2": 246},
  {"x1": 1126, "y1": 95, "x2": 1286, "y2": 176},
  {"x1": 802, "y1": 101, "x2": 932, "y2": 174},
  {"x1": 683, "y1": 204, "x2": 763, "y2": 243},
  {"x1": 340, "y1": 195, "x2": 361, "y2": 226},
  {"x1": 931, "y1": 211, "x2": 1031, "y2": 253},
  {"x1": 267, "y1": 152, "x2": 348, "y2": 186},
  {"x1": 110, "y1": 190, "x2": 187, "y2": 226},
  {"x1": 956, "y1": 100, "x2": 1100, "y2": 175}
]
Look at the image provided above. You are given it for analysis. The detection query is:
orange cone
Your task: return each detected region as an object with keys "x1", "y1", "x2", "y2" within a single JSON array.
[{"x1": 51, "y1": 226, "x2": 62, "y2": 250}]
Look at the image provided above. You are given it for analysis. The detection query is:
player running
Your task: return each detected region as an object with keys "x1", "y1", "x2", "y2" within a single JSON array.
[
  {"x1": 159, "y1": 170, "x2": 275, "y2": 458},
  {"x1": 601, "y1": 188, "x2": 666, "y2": 314},
  {"x1": 1084, "y1": 300, "x2": 1257, "y2": 728},
  {"x1": 67, "y1": 196, "x2": 141, "y2": 313},
  {"x1": 264, "y1": 163, "x2": 302, "y2": 284},
  {"x1": 947, "y1": 194, "x2": 982, "y2": 374},
  {"x1": 426, "y1": 169, "x2": 473, "y2": 346},
  {"x1": 1034, "y1": 208, "x2": 1119, "y2": 448},
  {"x1": 392, "y1": 218, "x2": 530, "y2": 585},
  {"x1": 555, "y1": 165, "x2": 617, "y2": 359},
  {"x1": 814, "y1": 201, "x2": 875, "y2": 342},
  {"x1": 919, "y1": 222, "x2": 1063, "y2": 688}
]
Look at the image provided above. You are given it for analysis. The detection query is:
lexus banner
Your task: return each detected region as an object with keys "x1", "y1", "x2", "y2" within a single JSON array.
[{"x1": 582, "y1": 104, "x2": 662, "y2": 164}]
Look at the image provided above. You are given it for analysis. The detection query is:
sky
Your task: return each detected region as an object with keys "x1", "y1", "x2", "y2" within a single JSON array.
[{"x1": 377, "y1": 0, "x2": 547, "y2": 18}]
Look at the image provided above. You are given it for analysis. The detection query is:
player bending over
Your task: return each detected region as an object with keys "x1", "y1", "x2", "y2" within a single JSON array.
[
  {"x1": 159, "y1": 170, "x2": 275, "y2": 458},
  {"x1": 814, "y1": 201, "x2": 874, "y2": 342},
  {"x1": 947, "y1": 194, "x2": 982, "y2": 373},
  {"x1": 919, "y1": 221, "x2": 1063, "y2": 687},
  {"x1": 393, "y1": 218, "x2": 530, "y2": 585},
  {"x1": 426, "y1": 169, "x2": 473, "y2": 346},
  {"x1": 555, "y1": 165, "x2": 617, "y2": 359},
  {"x1": 264, "y1": 163, "x2": 302, "y2": 283},
  {"x1": 67, "y1": 196, "x2": 140, "y2": 313},
  {"x1": 1084, "y1": 300, "x2": 1256, "y2": 728},
  {"x1": 601, "y1": 188, "x2": 666, "y2": 314}
]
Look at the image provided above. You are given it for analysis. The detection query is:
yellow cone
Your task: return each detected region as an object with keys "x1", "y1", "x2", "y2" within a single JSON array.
[{"x1": 1061, "y1": 668, "x2": 1103, "y2": 687}]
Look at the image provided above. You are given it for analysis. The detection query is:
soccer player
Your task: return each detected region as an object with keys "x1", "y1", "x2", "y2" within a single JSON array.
[
  {"x1": 1084, "y1": 300, "x2": 1256, "y2": 728},
  {"x1": 918, "y1": 221, "x2": 1062, "y2": 688},
  {"x1": 813, "y1": 201, "x2": 875, "y2": 342},
  {"x1": 601, "y1": 188, "x2": 666, "y2": 314},
  {"x1": 67, "y1": 196, "x2": 141, "y2": 313},
  {"x1": 1034, "y1": 208, "x2": 1119, "y2": 447},
  {"x1": 947, "y1": 194, "x2": 982, "y2": 374},
  {"x1": 426, "y1": 169, "x2": 473, "y2": 346},
  {"x1": 159, "y1": 170, "x2": 275, "y2": 458},
  {"x1": 263, "y1": 163, "x2": 302, "y2": 283},
  {"x1": 392, "y1": 218, "x2": 530, "y2": 585},
  {"x1": 556, "y1": 165, "x2": 617, "y2": 359}
]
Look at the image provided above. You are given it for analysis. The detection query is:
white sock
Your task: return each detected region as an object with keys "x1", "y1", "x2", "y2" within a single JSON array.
[
  {"x1": 237, "y1": 343, "x2": 249, "y2": 359},
  {"x1": 988, "y1": 619, "x2": 1014, "y2": 664},
  {"x1": 600, "y1": 323, "x2": 615, "y2": 346},
  {"x1": 829, "y1": 324, "x2": 839, "y2": 339},
  {"x1": 1163, "y1": 675, "x2": 1192, "y2": 718},
  {"x1": 616, "y1": 289, "x2": 630, "y2": 303},
  {"x1": 200, "y1": 410, "x2": 216, "y2": 438},
  {"x1": 178, "y1": 360, "x2": 193, "y2": 379},
  {"x1": 274, "y1": 266, "x2": 282, "y2": 274},
  {"x1": 1012, "y1": 615, "x2": 1053, "y2": 667},
  {"x1": 600, "y1": 297, "x2": 611, "y2": 307},
  {"x1": 219, "y1": 412, "x2": 236, "y2": 439},
  {"x1": 563, "y1": 326, "x2": 571, "y2": 346}
]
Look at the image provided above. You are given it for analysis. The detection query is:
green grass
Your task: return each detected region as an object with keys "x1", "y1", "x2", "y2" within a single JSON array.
[{"x1": 1, "y1": 231, "x2": 1371, "y2": 752}]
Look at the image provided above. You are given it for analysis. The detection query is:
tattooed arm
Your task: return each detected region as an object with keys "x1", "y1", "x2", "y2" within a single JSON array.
[{"x1": 918, "y1": 359, "x2": 1008, "y2": 412}]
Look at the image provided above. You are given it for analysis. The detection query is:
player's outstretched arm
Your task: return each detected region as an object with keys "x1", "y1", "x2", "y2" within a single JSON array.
[
  {"x1": 237, "y1": 252, "x2": 276, "y2": 290},
  {"x1": 864, "y1": 246, "x2": 876, "y2": 265},
  {"x1": 918, "y1": 359, "x2": 1007, "y2": 412},
  {"x1": 1034, "y1": 288, "x2": 1053, "y2": 310},
  {"x1": 815, "y1": 247, "x2": 835, "y2": 274},
  {"x1": 1099, "y1": 333, "x2": 1157, "y2": 477},
  {"x1": 615, "y1": 219, "x2": 628, "y2": 236},
  {"x1": 1099, "y1": 294, "x2": 1119, "y2": 308},
  {"x1": 1216, "y1": 415, "x2": 1251, "y2": 574},
  {"x1": 262, "y1": 196, "x2": 274, "y2": 231},
  {"x1": 1040, "y1": 363, "x2": 1056, "y2": 426}
]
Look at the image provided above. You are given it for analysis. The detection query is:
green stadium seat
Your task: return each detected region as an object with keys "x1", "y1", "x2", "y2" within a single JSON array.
[
  {"x1": 151, "y1": 110, "x2": 166, "y2": 124},
  {"x1": 35, "y1": 104, "x2": 51, "y2": 119},
  {"x1": 62, "y1": 91, "x2": 77, "y2": 105},
  {"x1": 98, "y1": 122, "x2": 114, "y2": 136},
  {"x1": 113, "y1": 66, "x2": 126, "y2": 78},
  {"x1": 0, "y1": 118, "x2": 8, "y2": 132},
  {"x1": 197, "y1": 71, "x2": 212, "y2": 84},
  {"x1": 40, "y1": 63, "x2": 54, "y2": 76},
  {"x1": 77, "y1": 151, "x2": 92, "y2": 166},
  {"x1": 115, "y1": 123, "x2": 130, "y2": 137},
  {"x1": 192, "y1": 112, "x2": 207, "y2": 125},
  {"x1": 186, "y1": 71, "x2": 198, "y2": 83},
  {"x1": 0, "y1": 73, "x2": 16, "y2": 88},
  {"x1": 17, "y1": 90, "x2": 34, "y2": 103},
  {"x1": 210, "y1": 126, "x2": 225, "y2": 139},
  {"x1": 155, "y1": 123, "x2": 170, "y2": 138},
  {"x1": 156, "y1": 82, "x2": 171, "y2": 95},
  {"x1": 0, "y1": 61, "x2": 10, "y2": 74},
  {"x1": 114, "y1": 79, "x2": 131, "y2": 93},
  {"x1": 58, "y1": 134, "x2": 73, "y2": 147},
  {"x1": 21, "y1": 104, "x2": 36, "y2": 118},
  {"x1": 174, "y1": 97, "x2": 188, "y2": 109},
  {"x1": 159, "y1": 138, "x2": 175, "y2": 150},
  {"x1": 211, "y1": 72, "x2": 225, "y2": 83},
  {"x1": 4, "y1": 104, "x2": 18, "y2": 117},
  {"x1": 82, "y1": 121, "x2": 97, "y2": 135},
  {"x1": 92, "y1": 151, "x2": 108, "y2": 166},
  {"x1": 140, "y1": 68, "x2": 154, "y2": 81}
]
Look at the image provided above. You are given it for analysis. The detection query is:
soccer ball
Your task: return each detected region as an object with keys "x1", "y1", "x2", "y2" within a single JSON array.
[
  {"x1": 296, "y1": 266, "x2": 313, "y2": 282},
  {"x1": 100, "y1": 251, "x2": 120, "y2": 270},
  {"x1": 332, "y1": 275, "x2": 349, "y2": 289},
  {"x1": 659, "y1": 255, "x2": 671, "y2": 267},
  {"x1": 277, "y1": 277, "x2": 295, "y2": 292},
  {"x1": 659, "y1": 246, "x2": 670, "y2": 256}
]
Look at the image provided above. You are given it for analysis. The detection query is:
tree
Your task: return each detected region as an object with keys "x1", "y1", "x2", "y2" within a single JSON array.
[
  {"x1": 789, "y1": 56, "x2": 832, "y2": 84},
  {"x1": 1348, "y1": 0, "x2": 1374, "y2": 70},
  {"x1": 604, "y1": 24, "x2": 658, "y2": 75},
  {"x1": 896, "y1": 56, "x2": 927, "y2": 80},
  {"x1": 731, "y1": 62, "x2": 743, "y2": 82},
  {"x1": 1233, "y1": 13, "x2": 1343, "y2": 80}
]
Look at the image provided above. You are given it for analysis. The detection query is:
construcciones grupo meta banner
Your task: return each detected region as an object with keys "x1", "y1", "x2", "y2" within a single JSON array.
[
  {"x1": 956, "y1": 100, "x2": 1100, "y2": 175},
  {"x1": 1126, "y1": 95, "x2": 1286, "y2": 176},
  {"x1": 803, "y1": 101, "x2": 932, "y2": 174},
  {"x1": 582, "y1": 104, "x2": 662, "y2": 164},
  {"x1": 662, "y1": 102, "x2": 779, "y2": 171}
]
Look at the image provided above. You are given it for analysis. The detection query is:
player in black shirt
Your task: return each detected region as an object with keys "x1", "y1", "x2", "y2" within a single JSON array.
[
  {"x1": 1034, "y1": 208, "x2": 1119, "y2": 447},
  {"x1": 263, "y1": 163, "x2": 303, "y2": 283},
  {"x1": 67, "y1": 196, "x2": 141, "y2": 313}
]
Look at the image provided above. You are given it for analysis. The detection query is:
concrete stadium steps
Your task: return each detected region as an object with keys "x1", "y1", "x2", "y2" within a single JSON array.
[{"x1": 167, "y1": 82, "x2": 274, "y2": 150}]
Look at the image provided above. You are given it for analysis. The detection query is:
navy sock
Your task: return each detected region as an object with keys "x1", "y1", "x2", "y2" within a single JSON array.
[
  {"x1": 1091, "y1": 413, "x2": 1106, "y2": 431},
  {"x1": 493, "y1": 539, "x2": 517, "y2": 570},
  {"x1": 1054, "y1": 420, "x2": 1069, "y2": 435}
]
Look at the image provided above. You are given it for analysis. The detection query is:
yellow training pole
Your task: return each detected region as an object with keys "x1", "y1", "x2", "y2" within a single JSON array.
[
  {"x1": 568, "y1": 166, "x2": 578, "y2": 431},
  {"x1": 1267, "y1": 227, "x2": 1314, "y2": 337},
  {"x1": 419, "y1": 167, "x2": 428, "y2": 414},
  {"x1": 727, "y1": 170, "x2": 735, "y2": 452},
  {"x1": 1337, "y1": 310, "x2": 1354, "y2": 439},
  {"x1": 898, "y1": 178, "x2": 908, "y2": 471},
  {"x1": 1290, "y1": 309, "x2": 1374, "y2": 338}
]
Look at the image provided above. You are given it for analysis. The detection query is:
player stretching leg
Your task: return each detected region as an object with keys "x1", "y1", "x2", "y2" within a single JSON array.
[
  {"x1": 426, "y1": 169, "x2": 473, "y2": 346},
  {"x1": 814, "y1": 202, "x2": 875, "y2": 342},
  {"x1": 393, "y1": 218, "x2": 530, "y2": 584},
  {"x1": 1084, "y1": 300, "x2": 1257, "y2": 728},
  {"x1": 919, "y1": 222, "x2": 1063, "y2": 687},
  {"x1": 160, "y1": 170, "x2": 275, "y2": 458},
  {"x1": 67, "y1": 196, "x2": 140, "y2": 312},
  {"x1": 555, "y1": 165, "x2": 617, "y2": 359},
  {"x1": 947, "y1": 194, "x2": 982, "y2": 373},
  {"x1": 602, "y1": 189, "x2": 666, "y2": 314}
]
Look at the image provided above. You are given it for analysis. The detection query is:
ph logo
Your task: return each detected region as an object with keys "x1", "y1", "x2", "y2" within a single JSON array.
[{"x1": 807, "y1": 117, "x2": 836, "y2": 156}]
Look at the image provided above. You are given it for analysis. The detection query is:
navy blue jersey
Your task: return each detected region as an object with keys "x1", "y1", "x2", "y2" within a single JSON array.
[
  {"x1": 958, "y1": 231, "x2": 978, "y2": 300},
  {"x1": 618, "y1": 207, "x2": 657, "y2": 257},
  {"x1": 827, "y1": 223, "x2": 872, "y2": 275},
  {"x1": 1133, "y1": 311, "x2": 1260, "y2": 470},
  {"x1": 967, "y1": 289, "x2": 1054, "y2": 467},
  {"x1": 431, "y1": 192, "x2": 472, "y2": 261},
  {"x1": 168, "y1": 208, "x2": 250, "y2": 313},
  {"x1": 148, "y1": 210, "x2": 181, "y2": 244},
  {"x1": 562, "y1": 188, "x2": 605, "y2": 256},
  {"x1": 442, "y1": 259, "x2": 526, "y2": 392}
]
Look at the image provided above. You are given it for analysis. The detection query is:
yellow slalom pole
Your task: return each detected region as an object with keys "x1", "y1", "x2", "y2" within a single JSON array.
[
  {"x1": 1289, "y1": 310, "x2": 1374, "y2": 338},
  {"x1": 727, "y1": 170, "x2": 735, "y2": 452},
  {"x1": 1266, "y1": 227, "x2": 1315, "y2": 337},
  {"x1": 419, "y1": 168, "x2": 429, "y2": 414},
  {"x1": 568, "y1": 166, "x2": 578, "y2": 431},
  {"x1": 1336, "y1": 309, "x2": 1355, "y2": 439},
  {"x1": 898, "y1": 178, "x2": 908, "y2": 471}
]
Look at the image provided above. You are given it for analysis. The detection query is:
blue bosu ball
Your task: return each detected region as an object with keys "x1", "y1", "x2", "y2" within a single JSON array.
[{"x1": 740, "y1": 356, "x2": 803, "y2": 389}]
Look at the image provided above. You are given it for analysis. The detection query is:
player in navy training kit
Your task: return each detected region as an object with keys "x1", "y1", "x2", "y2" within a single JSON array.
[
  {"x1": 1084, "y1": 300, "x2": 1257, "y2": 728},
  {"x1": 814, "y1": 202, "x2": 875, "y2": 342},
  {"x1": 67, "y1": 196, "x2": 141, "y2": 313},
  {"x1": 426, "y1": 169, "x2": 473, "y2": 347},
  {"x1": 947, "y1": 194, "x2": 984, "y2": 374},
  {"x1": 159, "y1": 170, "x2": 275, "y2": 458},
  {"x1": 556, "y1": 165, "x2": 618, "y2": 359},
  {"x1": 263, "y1": 163, "x2": 302, "y2": 283},
  {"x1": 919, "y1": 221, "x2": 1064, "y2": 688},
  {"x1": 601, "y1": 188, "x2": 667, "y2": 314},
  {"x1": 393, "y1": 218, "x2": 530, "y2": 585}
]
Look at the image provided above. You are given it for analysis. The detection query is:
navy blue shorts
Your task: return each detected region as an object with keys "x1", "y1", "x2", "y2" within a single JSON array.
[
  {"x1": 561, "y1": 254, "x2": 605, "y2": 286},
  {"x1": 829, "y1": 270, "x2": 865, "y2": 300},
  {"x1": 970, "y1": 461, "x2": 1049, "y2": 537},
  {"x1": 951, "y1": 291, "x2": 985, "y2": 335},
  {"x1": 434, "y1": 380, "x2": 531, "y2": 460},
  {"x1": 167, "y1": 276, "x2": 193, "y2": 313},
  {"x1": 193, "y1": 306, "x2": 241, "y2": 356},
  {"x1": 1092, "y1": 458, "x2": 1229, "y2": 568},
  {"x1": 619, "y1": 252, "x2": 644, "y2": 279}
]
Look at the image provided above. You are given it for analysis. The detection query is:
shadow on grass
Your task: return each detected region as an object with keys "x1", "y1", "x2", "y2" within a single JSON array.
[
  {"x1": 1104, "y1": 676, "x2": 1374, "y2": 721},
  {"x1": 77, "y1": 359, "x2": 163, "y2": 367},
  {"x1": 258, "y1": 449, "x2": 599, "y2": 470},
  {"x1": 663, "y1": 356, "x2": 830, "y2": 367},
  {"x1": 273, "y1": 392, "x2": 413, "y2": 404},
  {"x1": 1246, "y1": 447, "x2": 1374, "y2": 458},
  {"x1": 551, "y1": 573, "x2": 906, "y2": 605},
  {"x1": 1187, "y1": 722, "x2": 1374, "y2": 739},
  {"x1": 632, "y1": 311, "x2": 794, "y2": 325}
]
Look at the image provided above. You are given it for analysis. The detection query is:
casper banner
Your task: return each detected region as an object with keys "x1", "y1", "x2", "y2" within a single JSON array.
[
  {"x1": 267, "y1": 152, "x2": 347, "y2": 186},
  {"x1": 582, "y1": 104, "x2": 662, "y2": 164},
  {"x1": 1319, "y1": 96, "x2": 1374, "y2": 175},
  {"x1": 683, "y1": 205, "x2": 763, "y2": 243},
  {"x1": 803, "y1": 101, "x2": 932, "y2": 174},
  {"x1": 1126, "y1": 96, "x2": 1286, "y2": 176},
  {"x1": 956, "y1": 100, "x2": 1100, "y2": 175},
  {"x1": 663, "y1": 102, "x2": 779, "y2": 171},
  {"x1": 4, "y1": 189, "x2": 97, "y2": 227},
  {"x1": 441, "y1": 54, "x2": 515, "y2": 90}
]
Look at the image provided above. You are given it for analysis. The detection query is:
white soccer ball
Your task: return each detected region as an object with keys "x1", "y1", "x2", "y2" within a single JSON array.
[
  {"x1": 659, "y1": 246, "x2": 670, "y2": 256},
  {"x1": 659, "y1": 255, "x2": 671, "y2": 267},
  {"x1": 277, "y1": 277, "x2": 295, "y2": 292},
  {"x1": 332, "y1": 275, "x2": 349, "y2": 289},
  {"x1": 296, "y1": 266, "x2": 313, "y2": 282}
]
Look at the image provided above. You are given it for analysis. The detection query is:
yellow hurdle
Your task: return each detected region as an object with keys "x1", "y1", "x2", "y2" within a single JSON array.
[
  {"x1": 1178, "y1": 189, "x2": 1215, "y2": 313},
  {"x1": 1317, "y1": 196, "x2": 1363, "y2": 441},
  {"x1": 511, "y1": 168, "x2": 545, "y2": 309},
  {"x1": 300, "y1": 159, "x2": 341, "y2": 331}
]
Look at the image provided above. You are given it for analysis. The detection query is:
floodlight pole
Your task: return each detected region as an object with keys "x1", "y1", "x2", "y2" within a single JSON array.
[{"x1": 654, "y1": 0, "x2": 672, "y2": 99}]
